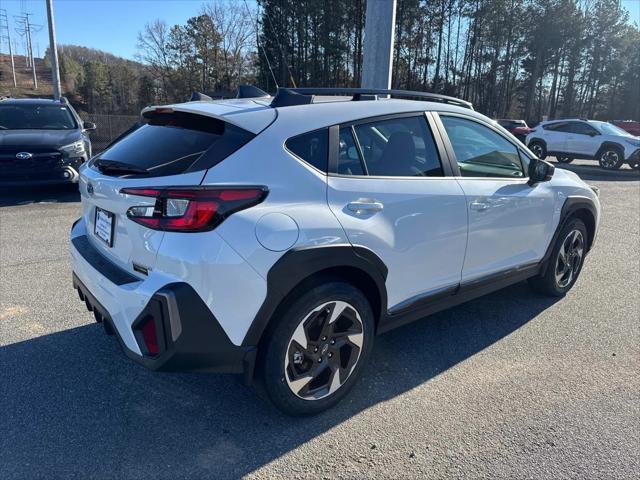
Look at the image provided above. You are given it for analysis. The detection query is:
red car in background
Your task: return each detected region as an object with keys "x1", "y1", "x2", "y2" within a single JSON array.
[
  {"x1": 610, "y1": 120, "x2": 640, "y2": 137},
  {"x1": 497, "y1": 119, "x2": 534, "y2": 142}
]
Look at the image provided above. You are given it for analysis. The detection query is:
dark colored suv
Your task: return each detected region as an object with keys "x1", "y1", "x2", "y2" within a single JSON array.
[{"x1": 0, "y1": 97, "x2": 95, "y2": 186}]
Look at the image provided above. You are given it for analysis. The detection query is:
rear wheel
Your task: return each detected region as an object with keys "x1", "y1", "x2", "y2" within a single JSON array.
[
  {"x1": 556, "y1": 156, "x2": 573, "y2": 164},
  {"x1": 258, "y1": 282, "x2": 374, "y2": 416},
  {"x1": 599, "y1": 147, "x2": 624, "y2": 170},
  {"x1": 529, "y1": 218, "x2": 588, "y2": 296},
  {"x1": 529, "y1": 141, "x2": 546, "y2": 159},
  {"x1": 628, "y1": 158, "x2": 640, "y2": 170}
]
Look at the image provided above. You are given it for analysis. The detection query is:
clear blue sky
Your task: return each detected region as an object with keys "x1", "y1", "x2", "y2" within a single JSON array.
[{"x1": 0, "y1": 0, "x2": 638, "y2": 61}]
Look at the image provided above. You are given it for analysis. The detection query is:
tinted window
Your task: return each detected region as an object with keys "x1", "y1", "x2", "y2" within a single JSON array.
[
  {"x1": 441, "y1": 116, "x2": 524, "y2": 178},
  {"x1": 0, "y1": 104, "x2": 77, "y2": 130},
  {"x1": 95, "y1": 111, "x2": 234, "y2": 176},
  {"x1": 286, "y1": 128, "x2": 328, "y2": 172},
  {"x1": 568, "y1": 122, "x2": 597, "y2": 135},
  {"x1": 338, "y1": 127, "x2": 365, "y2": 175},
  {"x1": 543, "y1": 122, "x2": 568, "y2": 132},
  {"x1": 351, "y1": 116, "x2": 443, "y2": 177}
]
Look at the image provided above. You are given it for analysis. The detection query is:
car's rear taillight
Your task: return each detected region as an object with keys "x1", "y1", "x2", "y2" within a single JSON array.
[{"x1": 120, "y1": 186, "x2": 268, "y2": 232}]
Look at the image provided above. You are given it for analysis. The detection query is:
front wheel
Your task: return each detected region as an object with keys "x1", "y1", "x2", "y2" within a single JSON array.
[
  {"x1": 529, "y1": 218, "x2": 588, "y2": 296},
  {"x1": 556, "y1": 156, "x2": 573, "y2": 164},
  {"x1": 258, "y1": 282, "x2": 374, "y2": 416},
  {"x1": 599, "y1": 147, "x2": 624, "y2": 170}
]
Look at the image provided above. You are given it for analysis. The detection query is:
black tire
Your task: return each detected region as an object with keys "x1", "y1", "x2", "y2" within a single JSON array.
[
  {"x1": 556, "y1": 156, "x2": 573, "y2": 164},
  {"x1": 529, "y1": 218, "x2": 588, "y2": 297},
  {"x1": 598, "y1": 147, "x2": 624, "y2": 170},
  {"x1": 529, "y1": 141, "x2": 547, "y2": 159},
  {"x1": 258, "y1": 281, "x2": 374, "y2": 416},
  {"x1": 628, "y1": 158, "x2": 640, "y2": 170}
]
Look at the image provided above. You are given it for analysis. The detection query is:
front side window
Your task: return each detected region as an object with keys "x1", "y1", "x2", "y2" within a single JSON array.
[
  {"x1": 350, "y1": 115, "x2": 443, "y2": 177},
  {"x1": 0, "y1": 104, "x2": 77, "y2": 130},
  {"x1": 286, "y1": 128, "x2": 328, "y2": 172},
  {"x1": 440, "y1": 116, "x2": 524, "y2": 178}
]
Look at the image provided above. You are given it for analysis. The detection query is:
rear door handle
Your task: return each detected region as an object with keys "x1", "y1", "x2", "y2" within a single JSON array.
[
  {"x1": 470, "y1": 201, "x2": 490, "y2": 211},
  {"x1": 347, "y1": 200, "x2": 384, "y2": 214}
]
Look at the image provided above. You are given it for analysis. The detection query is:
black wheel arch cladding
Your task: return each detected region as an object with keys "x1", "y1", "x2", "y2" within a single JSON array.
[{"x1": 241, "y1": 244, "x2": 388, "y2": 347}]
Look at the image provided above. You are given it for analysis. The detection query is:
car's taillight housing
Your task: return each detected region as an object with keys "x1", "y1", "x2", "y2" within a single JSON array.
[{"x1": 120, "y1": 186, "x2": 268, "y2": 232}]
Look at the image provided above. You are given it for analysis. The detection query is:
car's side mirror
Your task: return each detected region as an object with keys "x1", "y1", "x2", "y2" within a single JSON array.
[
  {"x1": 528, "y1": 158, "x2": 554, "y2": 186},
  {"x1": 83, "y1": 122, "x2": 97, "y2": 132}
]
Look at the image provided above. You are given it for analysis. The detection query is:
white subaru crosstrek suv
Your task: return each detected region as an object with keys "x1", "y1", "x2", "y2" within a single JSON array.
[
  {"x1": 70, "y1": 87, "x2": 600, "y2": 415},
  {"x1": 525, "y1": 118, "x2": 640, "y2": 170}
]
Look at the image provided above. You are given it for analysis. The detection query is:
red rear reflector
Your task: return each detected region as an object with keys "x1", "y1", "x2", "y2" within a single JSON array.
[
  {"x1": 140, "y1": 315, "x2": 159, "y2": 356},
  {"x1": 121, "y1": 186, "x2": 268, "y2": 232}
]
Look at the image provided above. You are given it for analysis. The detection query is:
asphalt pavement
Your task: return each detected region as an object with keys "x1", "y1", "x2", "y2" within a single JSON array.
[{"x1": 0, "y1": 160, "x2": 638, "y2": 479}]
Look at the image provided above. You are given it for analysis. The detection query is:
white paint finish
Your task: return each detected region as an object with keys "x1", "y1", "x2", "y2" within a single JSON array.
[
  {"x1": 142, "y1": 99, "x2": 277, "y2": 134},
  {"x1": 327, "y1": 176, "x2": 468, "y2": 308},
  {"x1": 155, "y1": 230, "x2": 267, "y2": 346},
  {"x1": 78, "y1": 164, "x2": 206, "y2": 275},
  {"x1": 255, "y1": 213, "x2": 300, "y2": 252},
  {"x1": 204, "y1": 129, "x2": 349, "y2": 279},
  {"x1": 455, "y1": 178, "x2": 557, "y2": 281}
]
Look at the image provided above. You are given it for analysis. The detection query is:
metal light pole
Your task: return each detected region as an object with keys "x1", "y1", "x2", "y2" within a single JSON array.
[
  {"x1": 46, "y1": 0, "x2": 62, "y2": 100},
  {"x1": 361, "y1": 0, "x2": 397, "y2": 90}
]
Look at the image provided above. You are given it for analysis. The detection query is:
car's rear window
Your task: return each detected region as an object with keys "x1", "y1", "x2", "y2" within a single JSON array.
[
  {"x1": 0, "y1": 104, "x2": 77, "y2": 130},
  {"x1": 94, "y1": 111, "x2": 253, "y2": 177}
]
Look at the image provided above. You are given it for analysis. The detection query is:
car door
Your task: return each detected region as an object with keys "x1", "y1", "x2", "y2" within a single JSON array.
[
  {"x1": 565, "y1": 121, "x2": 601, "y2": 157},
  {"x1": 542, "y1": 121, "x2": 570, "y2": 153},
  {"x1": 436, "y1": 113, "x2": 556, "y2": 283},
  {"x1": 327, "y1": 113, "x2": 468, "y2": 313}
]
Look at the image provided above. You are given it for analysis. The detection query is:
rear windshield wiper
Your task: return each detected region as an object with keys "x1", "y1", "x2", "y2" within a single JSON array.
[{"x1": 94, "y1": 159, "x2": 149, "y2": 175}]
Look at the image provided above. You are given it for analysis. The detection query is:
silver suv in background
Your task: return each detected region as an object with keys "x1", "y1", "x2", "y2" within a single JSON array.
[{"x1": 525, "y1": 119, "x2": 640, "y2": 170}]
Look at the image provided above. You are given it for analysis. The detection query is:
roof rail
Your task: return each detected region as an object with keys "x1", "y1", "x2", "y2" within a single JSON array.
[{"x1": 272, "y1": 87, "x2": 473, "y2": 110}]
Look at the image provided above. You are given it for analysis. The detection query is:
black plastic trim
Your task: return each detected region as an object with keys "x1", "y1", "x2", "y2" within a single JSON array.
[
  {"x1": 241, "y1": 244, "x2": 388, "y2": 346},
  {"x1": 378, "y1": 263, "x2": 540, "y2": 334},
  {"x1": 71, "y1": 235, "x2": 140, "y2": 285},
  {"x1": 72, "y1": 274, "x2": 255, "y2": 380}
]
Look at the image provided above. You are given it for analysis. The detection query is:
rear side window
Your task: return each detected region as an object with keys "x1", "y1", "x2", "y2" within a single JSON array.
[
  {"x1": 94, "y1": 111, "x2": 253, "y2": 177},
  {"x1": 351, "y1": 115, "x2": 443, "y2": 177},
  {"x1": 285, "y1": 128, "x2": 328, "y2": 172},
  {"x1": 543, "y1": 122, "x2": 568, "y2": 132}
]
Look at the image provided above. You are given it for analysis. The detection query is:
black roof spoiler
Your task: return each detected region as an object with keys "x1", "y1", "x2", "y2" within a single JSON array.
[
  {"x1": 236, "y1": 85, "x2": 269, "y2": 99},
  {"x1": 190, "y1": 91, "x2": 214, "y2": 102},
  {"x1": 270, "y1": 87, "x2": 473, "y2": 110}
]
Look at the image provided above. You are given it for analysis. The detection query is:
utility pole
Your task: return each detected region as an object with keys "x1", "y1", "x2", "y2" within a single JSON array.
[
  {"x1": 46, "y1": 0, "x2": 62, "y2": 100},
  {"x1": 361, "y1": 0, "x2": 397, "y2": 90},
  {"x1": 0, "y1": 9, "x2": 17, "y2": 87},
  {"x1": 25, "y1": 15, "x2": 37, "y2": 88},
  {"x1": 15, "y1": 13, "x2": 41, "y2": 89}
]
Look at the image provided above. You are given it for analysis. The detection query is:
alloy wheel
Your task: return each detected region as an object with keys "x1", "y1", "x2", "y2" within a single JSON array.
[
  {"x1": 600, "y1": 150, "x2": 620, "y2": 169},
  {"x1": 530, "y1": 143, "x2": 544, "y2": 158},
  {"x1": 555, "y1": 229, "x2": 584, "y2": 288},
  {"x1": 284, "y1": 301, "x2": 364, "y2": 401}
]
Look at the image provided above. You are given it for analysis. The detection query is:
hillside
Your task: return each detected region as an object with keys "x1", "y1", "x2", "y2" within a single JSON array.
[{"x1": 0, "y1": 53, "x2": 61, "y2": 99}]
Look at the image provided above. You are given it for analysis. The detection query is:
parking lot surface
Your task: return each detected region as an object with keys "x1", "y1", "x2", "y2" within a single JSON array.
[{"x1": 1, "y1": 161, "x2": 638, "y2": 479}]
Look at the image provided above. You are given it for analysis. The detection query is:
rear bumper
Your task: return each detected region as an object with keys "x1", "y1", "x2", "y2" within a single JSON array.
[
  {"x1": 72, "y1": 273, "x2": 256, "y2": 379},
  {"x1": 70, "y1": 228, "x2": 257, "y2": 382}
]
